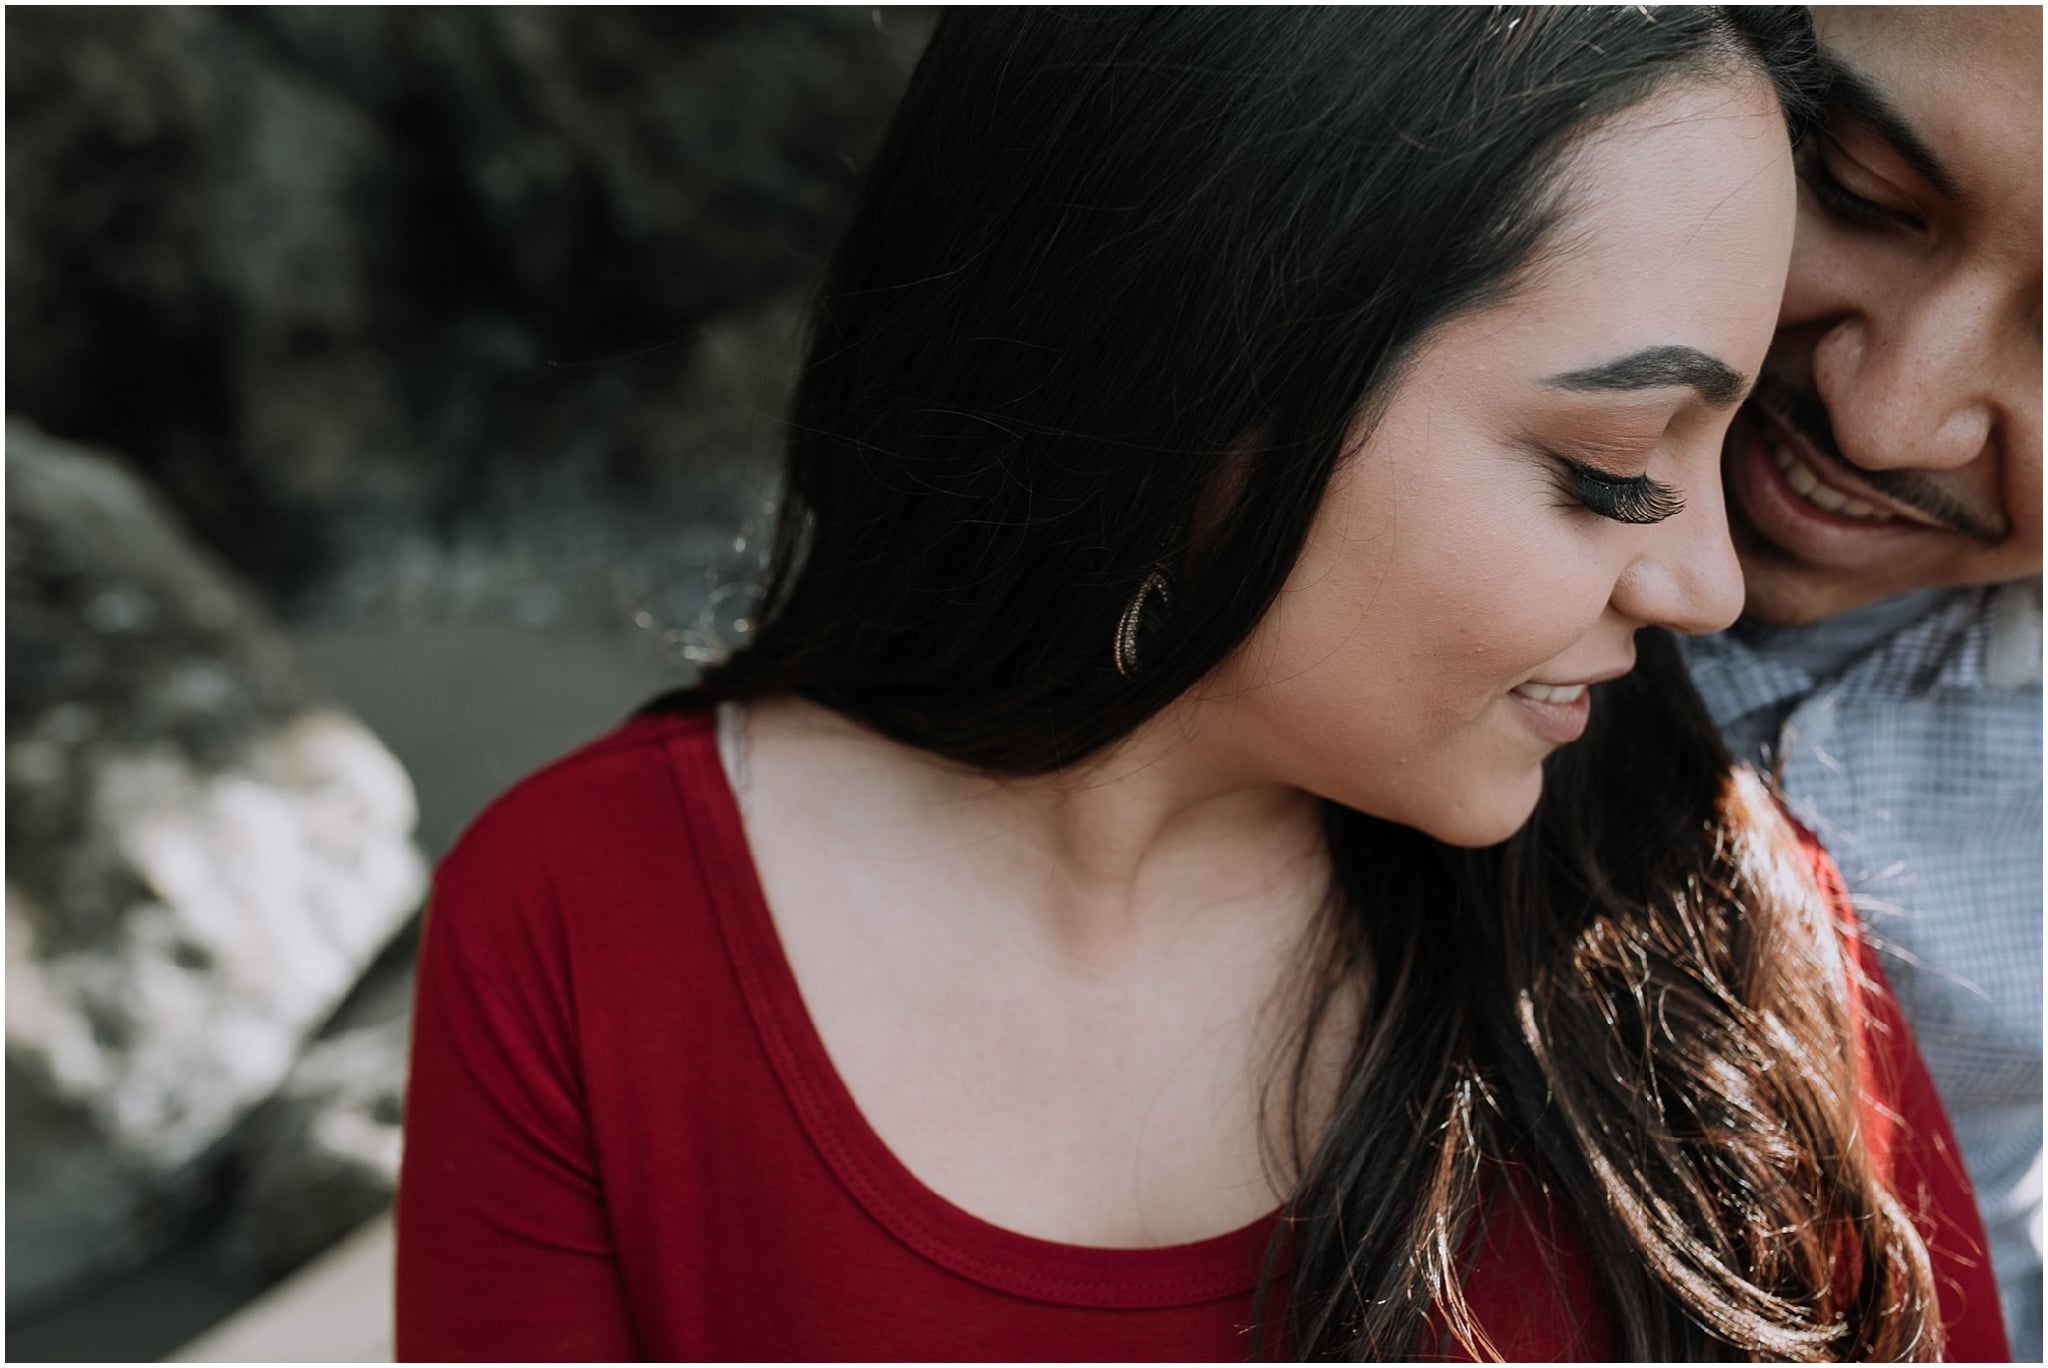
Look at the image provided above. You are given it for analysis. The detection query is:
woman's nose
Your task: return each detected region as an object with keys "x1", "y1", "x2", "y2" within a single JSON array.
[{"x1": 1611, "y1": 478, "x2": 1747, "y2": 636}]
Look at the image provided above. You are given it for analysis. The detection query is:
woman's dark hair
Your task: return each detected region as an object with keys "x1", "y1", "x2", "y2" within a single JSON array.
[{"x1": 646, "y1": 7, "x2": 1940, "y2": 1359}]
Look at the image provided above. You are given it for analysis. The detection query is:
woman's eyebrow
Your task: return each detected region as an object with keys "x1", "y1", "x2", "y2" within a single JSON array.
[{"x1": 1544, "y1": 345, "x2": 1748, "y2": 407}]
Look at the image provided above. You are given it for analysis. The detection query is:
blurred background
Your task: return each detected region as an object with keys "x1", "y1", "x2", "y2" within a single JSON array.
[{"x1": 6, "y1": 7, "x2": 935, "y2": 1359}]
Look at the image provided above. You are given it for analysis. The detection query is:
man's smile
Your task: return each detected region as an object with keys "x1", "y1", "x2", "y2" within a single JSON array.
[{"x1": 1747, "y1": 372, "x2": 2011, "y2": 546}]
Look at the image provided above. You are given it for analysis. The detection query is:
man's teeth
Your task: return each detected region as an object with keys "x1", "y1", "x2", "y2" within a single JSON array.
[
  {"x1": 1768, "y1": 436, "x2": 1894, "y2": 522},
  {"x1": 1513, "y1": 682, "x2": 1587, "y2": 704}
]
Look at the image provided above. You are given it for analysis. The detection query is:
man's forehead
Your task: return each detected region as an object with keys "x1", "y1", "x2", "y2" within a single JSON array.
[
  {"x1": 1815, "y1": 7, "x2": 2039, "y2": 71},
  {"x1": 1811, "y1": 7, "x2": 2041, "y2": 220},
  {"x1": 1813, "y1": 6, "x2": 2042, "y2": 125}
]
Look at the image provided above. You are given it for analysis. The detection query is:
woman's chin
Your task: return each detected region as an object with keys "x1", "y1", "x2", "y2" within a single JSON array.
[{"x1": 1398, "y1": 770, "x2": 1544, "y2": 849}]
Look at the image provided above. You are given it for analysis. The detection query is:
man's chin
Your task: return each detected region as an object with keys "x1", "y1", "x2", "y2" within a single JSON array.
[
  {"x1": 1728, "y1": 504, "x2": 1945, "y2": 622},
  {"x1": 1724, "y1": 499, "x2": 1856, "y2": 624},
  {"x1": 1731, "y1": 533, "x2": 2034, "y2": 625},
  {"x1": 1736, "y1": 560, "x2": 1891, "y2": 627}
]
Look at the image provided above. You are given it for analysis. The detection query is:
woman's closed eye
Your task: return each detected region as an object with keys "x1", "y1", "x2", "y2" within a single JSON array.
[{"x1": 1556, "y1": 456, "x2": 1686, "y2": 525}]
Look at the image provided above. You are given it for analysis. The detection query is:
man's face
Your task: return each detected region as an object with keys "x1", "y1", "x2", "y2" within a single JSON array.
[{"x1": 1724, "y1": 6, "x2": 2042, "y2": 625}]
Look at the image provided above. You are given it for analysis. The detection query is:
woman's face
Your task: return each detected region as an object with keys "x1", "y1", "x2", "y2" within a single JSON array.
[{"x1": 1209, "y1": 77, "x2": 1798, "y2": 847}]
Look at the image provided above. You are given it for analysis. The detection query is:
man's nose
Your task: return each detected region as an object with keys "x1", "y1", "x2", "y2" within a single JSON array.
[{"x1": 1810, "y1": 278, "x2": 2003, "y2": 473}]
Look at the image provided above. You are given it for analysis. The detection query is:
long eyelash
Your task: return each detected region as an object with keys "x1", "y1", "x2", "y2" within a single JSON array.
[{"x1": 1563, "y1": 460, "x2": 1685, "y2": 525}]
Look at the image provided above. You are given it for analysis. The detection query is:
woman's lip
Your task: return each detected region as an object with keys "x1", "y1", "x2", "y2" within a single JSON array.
[
  {"x1": 1519, "y1": 666, "x2": 1632, "y2": 689},
  {"x1": 1507, "y1": 687, "x2": 1590, "y2": 745}
]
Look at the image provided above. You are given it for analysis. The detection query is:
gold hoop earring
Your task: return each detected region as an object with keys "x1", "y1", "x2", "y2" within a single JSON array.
[{"x1": 1113, "y1": 570, "x2": 1172, "y2": 678}]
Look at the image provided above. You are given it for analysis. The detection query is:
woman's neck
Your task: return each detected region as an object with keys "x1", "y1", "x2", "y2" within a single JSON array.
[{"x1": 733, "y1": 693, "x2": 1331, "y2": 969}]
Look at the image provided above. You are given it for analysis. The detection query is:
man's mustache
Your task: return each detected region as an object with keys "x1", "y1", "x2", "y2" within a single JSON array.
[{"x1": 1749, "y1": 373, "x2": 2009, "y2": 547}]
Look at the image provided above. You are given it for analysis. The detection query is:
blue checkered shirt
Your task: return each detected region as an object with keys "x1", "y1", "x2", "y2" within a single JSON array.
[{"x1": 1680, "y1": 580, "x2": 2043, "y2": 1358}]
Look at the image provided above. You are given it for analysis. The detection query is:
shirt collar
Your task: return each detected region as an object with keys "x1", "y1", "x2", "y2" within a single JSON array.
[{"x1": 1681, "y1": 580, "x2": 2041, "y2": 729}]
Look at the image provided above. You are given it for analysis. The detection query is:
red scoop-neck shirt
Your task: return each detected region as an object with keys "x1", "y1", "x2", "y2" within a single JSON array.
[{"x1": 394, "y1": 711, "x2": 2008, "y2": 1361}]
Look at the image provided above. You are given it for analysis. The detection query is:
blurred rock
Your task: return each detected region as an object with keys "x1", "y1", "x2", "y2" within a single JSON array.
[
  {"x1": 212, "y1": 936, "x2": 414, "y2": 1284},
  {"x1": 6, "y1": 7, "x2": 933, "y2": 617},
  {"x1": 5, "y1": 421, "x2": 427, "y2": 1312},
  {"x1": 300, "y1": 290, "x2": 803, "y2": 653},
  {"x1": 4, "y1": 6, "x2": 929, "y2": 1324}
]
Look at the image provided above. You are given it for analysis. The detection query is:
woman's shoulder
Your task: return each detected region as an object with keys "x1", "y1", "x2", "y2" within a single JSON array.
[
  {"x1": 456, "y1": 703, "x2": 709, "y2": 829},
  {"x1": 425, "y1": 705, "x2": 742, "y2": 980},
  {"x1": 440, "y1": 708, "x2": 719, "y2": 878}
]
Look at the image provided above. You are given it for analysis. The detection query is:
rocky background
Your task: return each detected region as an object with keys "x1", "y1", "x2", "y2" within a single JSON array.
[{"x1": 6, "y1": 8, "x2": 934, "y2": 1356}]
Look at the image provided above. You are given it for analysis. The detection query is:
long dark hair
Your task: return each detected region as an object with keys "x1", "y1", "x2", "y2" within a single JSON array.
[{"x1": 645, "y1": 7, "x2": 1940, "y2": 1358}]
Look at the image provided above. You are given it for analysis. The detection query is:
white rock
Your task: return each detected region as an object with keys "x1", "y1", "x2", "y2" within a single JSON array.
[{"x1": 6, "y1": 423, "x2": 426, "y2": 1311}]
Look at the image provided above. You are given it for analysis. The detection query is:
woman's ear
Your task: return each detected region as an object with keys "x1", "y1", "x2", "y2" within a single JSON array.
[{"x1": 1188, "y1": 445, "x2": 1256, "y2": 571}]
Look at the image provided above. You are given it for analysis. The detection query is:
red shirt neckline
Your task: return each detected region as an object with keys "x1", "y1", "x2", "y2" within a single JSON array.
[{"x1": 663, "y1": 714, "x2": 1282, "y2": 1310}]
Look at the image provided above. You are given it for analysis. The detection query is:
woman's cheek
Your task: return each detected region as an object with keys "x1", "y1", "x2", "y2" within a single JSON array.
[{"x1": 1447, "y1": 543, "x2": 1619, "y2": 686}]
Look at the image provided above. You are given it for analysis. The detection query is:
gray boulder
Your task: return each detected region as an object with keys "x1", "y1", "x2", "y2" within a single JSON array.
[
  {"x1": 211, "y1": 938, "x2": 413, "y2": 1284},
  {"x1": 5, "y1": 421, "x2": 426, "y2": 1311},
  {"x1": 6, "y1": 8, "x2": 933, "y2": 616}
]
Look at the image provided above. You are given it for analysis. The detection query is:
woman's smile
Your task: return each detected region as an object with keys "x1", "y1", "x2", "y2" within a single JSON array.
[
  {"x1": 1504, "y1": 655, "x2": 1636, "y2": 745},
  {"x1": 1209, "y1": 76, "x2": 1793, "y2": 847},
  {"x1": 1505, "y1": 684, "x2": 1592, "y2": 745}
]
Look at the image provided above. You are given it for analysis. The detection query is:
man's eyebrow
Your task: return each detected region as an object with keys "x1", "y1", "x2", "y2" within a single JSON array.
[
  {"x1": 1818, "y1": 51, "x2": 1966, "y2": 204},
  {"x1": 1544, "y1": 345, "x2": 1747, "y2": 408}
]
